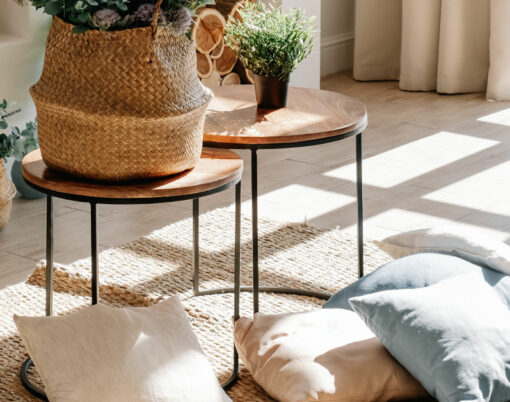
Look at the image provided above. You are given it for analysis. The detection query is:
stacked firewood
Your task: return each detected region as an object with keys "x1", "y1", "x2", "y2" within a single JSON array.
[{"x1": 193, "y1": 0, "x2": 253, "y2": 88}]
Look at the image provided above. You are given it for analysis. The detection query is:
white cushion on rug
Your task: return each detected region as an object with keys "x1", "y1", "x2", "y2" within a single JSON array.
[
  {"x1": 234, "y1": 309, "x2": 428, "y2": 402},
  {"x1": 14, "y1": 296, "x2": 230, "y2": 402},
  {"x1": 375, "y1": 227, "x2": 510, "y2": 275}
]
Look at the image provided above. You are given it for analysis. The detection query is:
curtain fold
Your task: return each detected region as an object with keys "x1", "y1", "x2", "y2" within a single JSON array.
[{"x1": 353, "y1": 0, "x2": 508, "y2": 99}]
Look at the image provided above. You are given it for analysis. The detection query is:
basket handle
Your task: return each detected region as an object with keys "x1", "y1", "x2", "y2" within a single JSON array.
[{"x1": 150, "y1": 0, "x2": 164, "y2": 36}]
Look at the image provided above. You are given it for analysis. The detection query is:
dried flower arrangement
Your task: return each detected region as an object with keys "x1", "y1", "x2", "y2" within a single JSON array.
[{"x1": 14, "y1": 0, "x2": 214, "y2": 34}]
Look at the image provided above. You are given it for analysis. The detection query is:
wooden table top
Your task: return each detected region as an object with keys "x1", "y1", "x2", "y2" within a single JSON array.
[
  {"x1": 22, "y1": 148, "x2": 243, "y2": 203},
  {"x1": 203, "y1": 85, "x2": 367, "y2": 147}
]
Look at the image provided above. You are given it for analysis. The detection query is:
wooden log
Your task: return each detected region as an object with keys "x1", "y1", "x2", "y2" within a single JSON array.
[
  {"x1": 210, "y1": 38, "x2": 225, "y2": 60},
  {"x1": 221, "y1": 72, "x2": 241, "y2": 86},
  {"x1": 196, "y1": 52, "x2": 213, "y2": 79},
  {"x1": 228, "y1": 1, "x2": 245, "y2": 23},
  {"x1": 209, "y1": 0, "x2": 243, "y2": 18},
  {"x1": 192, "y1": 8, "x2": 226, "y2": 54},
  {"x1": 201, "y1": 71, "x2": 222, "y2": 88},
  {"x1": 233, "y1": 60, "x2": 254, "y2": 84},
  {"x1": 214, "y1": 45, "x2": 237, "y2": 75}
]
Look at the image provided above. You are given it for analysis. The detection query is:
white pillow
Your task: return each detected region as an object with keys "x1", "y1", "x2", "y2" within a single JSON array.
[
  {"x1": 234, "y1": 309, "x2": 428, "y2": 402},
  {"x1": 14, "y1": 297, "x2": 230, "y2": 402},
  {"x1": 375, "y1": 227, "x2": 510, "y2": 275}
]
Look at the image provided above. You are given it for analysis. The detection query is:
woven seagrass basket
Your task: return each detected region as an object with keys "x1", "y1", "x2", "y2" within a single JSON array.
[
  {"x1": 31, "y1": 2, "x2": 212, "y2": 181},
  {"x1": 0, "y1": 162, "x2": 16, "y2": 230}
]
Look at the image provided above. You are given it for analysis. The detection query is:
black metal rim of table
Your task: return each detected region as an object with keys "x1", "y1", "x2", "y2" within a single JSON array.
[
  {"x1": 19, "y1": 175, "x2": 243, "y2": 401},
  {"x1": 205, "y1": 127, "x2": 365, "y2": 314}
]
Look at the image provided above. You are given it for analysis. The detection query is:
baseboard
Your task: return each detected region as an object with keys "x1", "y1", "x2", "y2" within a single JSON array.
[{"x1": 321, "y1": 32, "x2": 354, "y2": 77}]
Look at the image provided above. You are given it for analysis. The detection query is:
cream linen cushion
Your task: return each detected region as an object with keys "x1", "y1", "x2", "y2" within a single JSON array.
[
  {"x1": 14, "y1": 296, "x2": 230, "y2": 402},
  {"x1": 375, "y1": 227, "x2": 510, "y2": 275},
  {"x1": 234, "y1": 309, "x2": 428, "y2": 402}
]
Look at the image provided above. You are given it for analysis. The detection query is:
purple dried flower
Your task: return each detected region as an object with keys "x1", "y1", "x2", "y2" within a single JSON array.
[
  {"x1": 134, "y1": 3, "x2": 154, "y2": 23},
  {"x1": 135, "y1": 3, "x2": 168, "y2": 25},
  {"x1": 91, "y1": 9, "x2": 121, "y2": 30},
  {"x1": 168, "y1": 7, "x2": 192, "y2": 36}
]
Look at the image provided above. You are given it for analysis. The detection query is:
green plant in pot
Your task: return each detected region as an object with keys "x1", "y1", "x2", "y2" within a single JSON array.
[
  {"x1": 0, "y1": 101, "x2": 43, "y2": 199},
  {"x1": 9, "y1": 120, "x2": 43, "y2": 199},
  {"x1": 225, "y1": 1, "x2": 315, "y2": 109}
]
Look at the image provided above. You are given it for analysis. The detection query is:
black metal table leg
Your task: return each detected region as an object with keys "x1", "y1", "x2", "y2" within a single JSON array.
[
  {"x1": 192, "y1": 198, "x2": 200, "y2": 296},
  {"x1": 221, "y1": 181, "x2": 241, "y2": 390},
  {"x1": 91, "y1": 203, "x2": 99, "y2": 305},
  {"x1": 191, "y1": 185, "x2": 241, "y2": 390},
  {"x1": 356, "y1": 134, "x2": 364, "y2": 278},
  {"x1": 21, "y1": 196, "x2": 53, "y2": 401},
  {"x1": 251, "y1": 149, "x2": 259, "y2": 314}
]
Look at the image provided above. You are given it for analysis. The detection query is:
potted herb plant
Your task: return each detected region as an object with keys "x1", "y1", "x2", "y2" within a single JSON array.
[
  {"x1": 0, "y1": 101, "x2": 17, "y2": 229},
  {"x1": 14, "y1": 0, "x2": 214, "y2": 181},
  {"x1": 0, "y1": 101, "x2": 43, "y2": 199},
  {"x1": 225, "y1": 1, "x2": 315, "y2": 109},
  {"x1": 9, "y1": 120, "x2": 44, "y2": 199}
]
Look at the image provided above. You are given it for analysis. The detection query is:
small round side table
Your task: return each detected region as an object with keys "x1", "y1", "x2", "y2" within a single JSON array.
[
  {"x1": 204, "y1": 85, "x2": 367, "y2": 314},
  {"x1": 20, "y1": 148, "x2": 243, "y2": 400}
]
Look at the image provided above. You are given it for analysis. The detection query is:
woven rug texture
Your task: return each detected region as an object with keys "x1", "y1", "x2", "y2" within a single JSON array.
[{"x1": 0, "y1": 208, "x2": 391, "y2": 401}]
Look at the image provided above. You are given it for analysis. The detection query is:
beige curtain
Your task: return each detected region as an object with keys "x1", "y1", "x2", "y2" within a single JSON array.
[{"x1": 353, "y1": 0, "x2": 510, "y2": 100}]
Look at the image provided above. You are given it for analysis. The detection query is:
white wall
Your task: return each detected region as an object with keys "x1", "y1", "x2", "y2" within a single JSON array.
[
  {"x1": 0, "y1": 3, "x2": 50, "y2": 178},
  {"x1": 320, "y1": 0, "x2": 355, "y2": 76}
]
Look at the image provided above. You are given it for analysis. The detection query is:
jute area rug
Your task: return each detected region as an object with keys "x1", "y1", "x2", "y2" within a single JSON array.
[{"x1": 0, "y1": 208, "x2": 391, "y2": 401}]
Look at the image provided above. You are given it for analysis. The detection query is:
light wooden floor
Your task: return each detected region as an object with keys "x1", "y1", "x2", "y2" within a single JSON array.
[{"x1": 2, "y1": 71, "x2": 510, "y2": 289}]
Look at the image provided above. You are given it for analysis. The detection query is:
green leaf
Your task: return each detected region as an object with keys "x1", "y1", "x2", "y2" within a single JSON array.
[
  {"x1": 0, "y1": 120, "x2": 7, "y2": 130},
  {"x1": 116, "y1": 2, "x2": 128, "y2": 11},
  {"x1": 86, "y1": 0, "x2": 98, "y2": 5},
  {"x1": 77, "y1": 12, "x2": 90, "y2": 23},
  {"x1": 72, "y1": 25, "x2": 90, "y2": 34},
  {"x1": 44, "y1": 1, "x2": 62, "y2": 15}
]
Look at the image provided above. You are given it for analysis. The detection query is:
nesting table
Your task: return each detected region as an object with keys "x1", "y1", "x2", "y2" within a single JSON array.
[
  {"x1": 204, "y1": 85, "x2": 367, "y2": 313},
  {"x1": 20, "y1": 148, "x2": 244, "y2": 399}
]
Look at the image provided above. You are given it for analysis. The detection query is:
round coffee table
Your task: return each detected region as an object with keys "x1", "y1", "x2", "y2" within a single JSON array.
[
  {"x1": 20, "y1": 148, "x2": 243, "y2": 400},
  {"x1": 204, "y1": 85, "x2": 367, "y2": 313}
]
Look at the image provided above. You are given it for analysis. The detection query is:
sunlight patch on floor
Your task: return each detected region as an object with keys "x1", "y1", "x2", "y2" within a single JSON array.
[
  {"x1": 423, "y1": 160, "x2": 510, "y2": 215},
  {"x1": 477, "y1": 108, "x2": 510, "y2": 127},
  {"x1": 241, "y1": 184, "x2": 356, "y2": 223},
  {"x1": 351, "y1": 208, "x2": 510, "y2": 242},
  {"x1": 323, "y1": 132, "x2": 499, "y2": 188}
]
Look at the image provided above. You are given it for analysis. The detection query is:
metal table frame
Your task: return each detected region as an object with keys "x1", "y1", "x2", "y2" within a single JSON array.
[
  {"x1": 205, "y1": 127, "x2": 365, "y2": 313},
  {"x1": 20, "y1": 178, "x2": 242, "y2": 400}
]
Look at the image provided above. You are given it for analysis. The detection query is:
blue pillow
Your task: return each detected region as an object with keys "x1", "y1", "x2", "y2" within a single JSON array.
[
  {"x1": 323, "y1": 253, "x2": 510, "y2": 310},
  {"x1": 349, "y1": 274, "x2": 510, "y2": 402}
]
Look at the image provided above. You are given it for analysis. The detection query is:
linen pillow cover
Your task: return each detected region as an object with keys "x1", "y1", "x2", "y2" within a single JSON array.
[
  {"x1": 323, "y1": 252, "x2": 510, "y2": 310},
  {"x1": 350, "y1": 274, "x2": 510, "y2": 402},
  {"x1": 14, "y1": 296, "x2": 230, "y2": 402},
  {"x1": 374, "y1": 227, "x2": 510, "y2": 274},
  {"x1": 234, "y1": 309, "x2": 429, "y2": 402}
]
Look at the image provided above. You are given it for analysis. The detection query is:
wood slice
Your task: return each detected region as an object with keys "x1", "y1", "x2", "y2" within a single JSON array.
[
  {"x1": 214, "y1": 45, "x2": 237, "y2": 75},
  {"x1": 192, "y1": 9, "x2": 226, "y2": 54},
  {"x1": 210, "y1": 39, "x2": 225, "y2": 60},
  {"x1": 210, "y1": 0, "x2": 244, "y2": 17},
  {"x1": 233, "y1": 60, "x2": 254, "y2": 84},
  {"x1": 196, "y1": 52, "x2": 213, "y2": 79},
  {"x1": 228, "y1": 1, "x2": 244, "y2": 23},
  {"x1": 221, "y1": 72, "x2": 241, "y2": 86},
  {"x1": 201, "y1": 71, "x2": 222, "y2": 88}
]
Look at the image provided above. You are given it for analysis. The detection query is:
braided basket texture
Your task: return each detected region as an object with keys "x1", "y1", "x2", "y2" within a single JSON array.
[{"x1": 31, "y1": 16, "x2": 212, "y2": 181}]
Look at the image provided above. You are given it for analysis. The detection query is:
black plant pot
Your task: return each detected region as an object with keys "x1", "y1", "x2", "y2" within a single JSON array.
[{"x1": 253, "y1": 74, "x2": 289, "y2": 109}]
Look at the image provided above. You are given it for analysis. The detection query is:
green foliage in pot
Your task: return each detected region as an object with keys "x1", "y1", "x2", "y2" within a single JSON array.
[
  {"x1": 0, "y1": 100, "x2": 38, "y2": 162},
  {"x1": 224, "y1": 1, "x2": 315, "y2": 81},
  {"x1": 14, "y1": 0, "x2": 214, "y2": 34}
]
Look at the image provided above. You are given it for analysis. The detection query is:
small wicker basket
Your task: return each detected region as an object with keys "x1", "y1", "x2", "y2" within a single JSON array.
[
  {"x1": 0, "y1": 163, "x2": 16, "y2": 230},
  {"x1": 32, "y1": 0, "x2": 212, "y2": 181}
]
